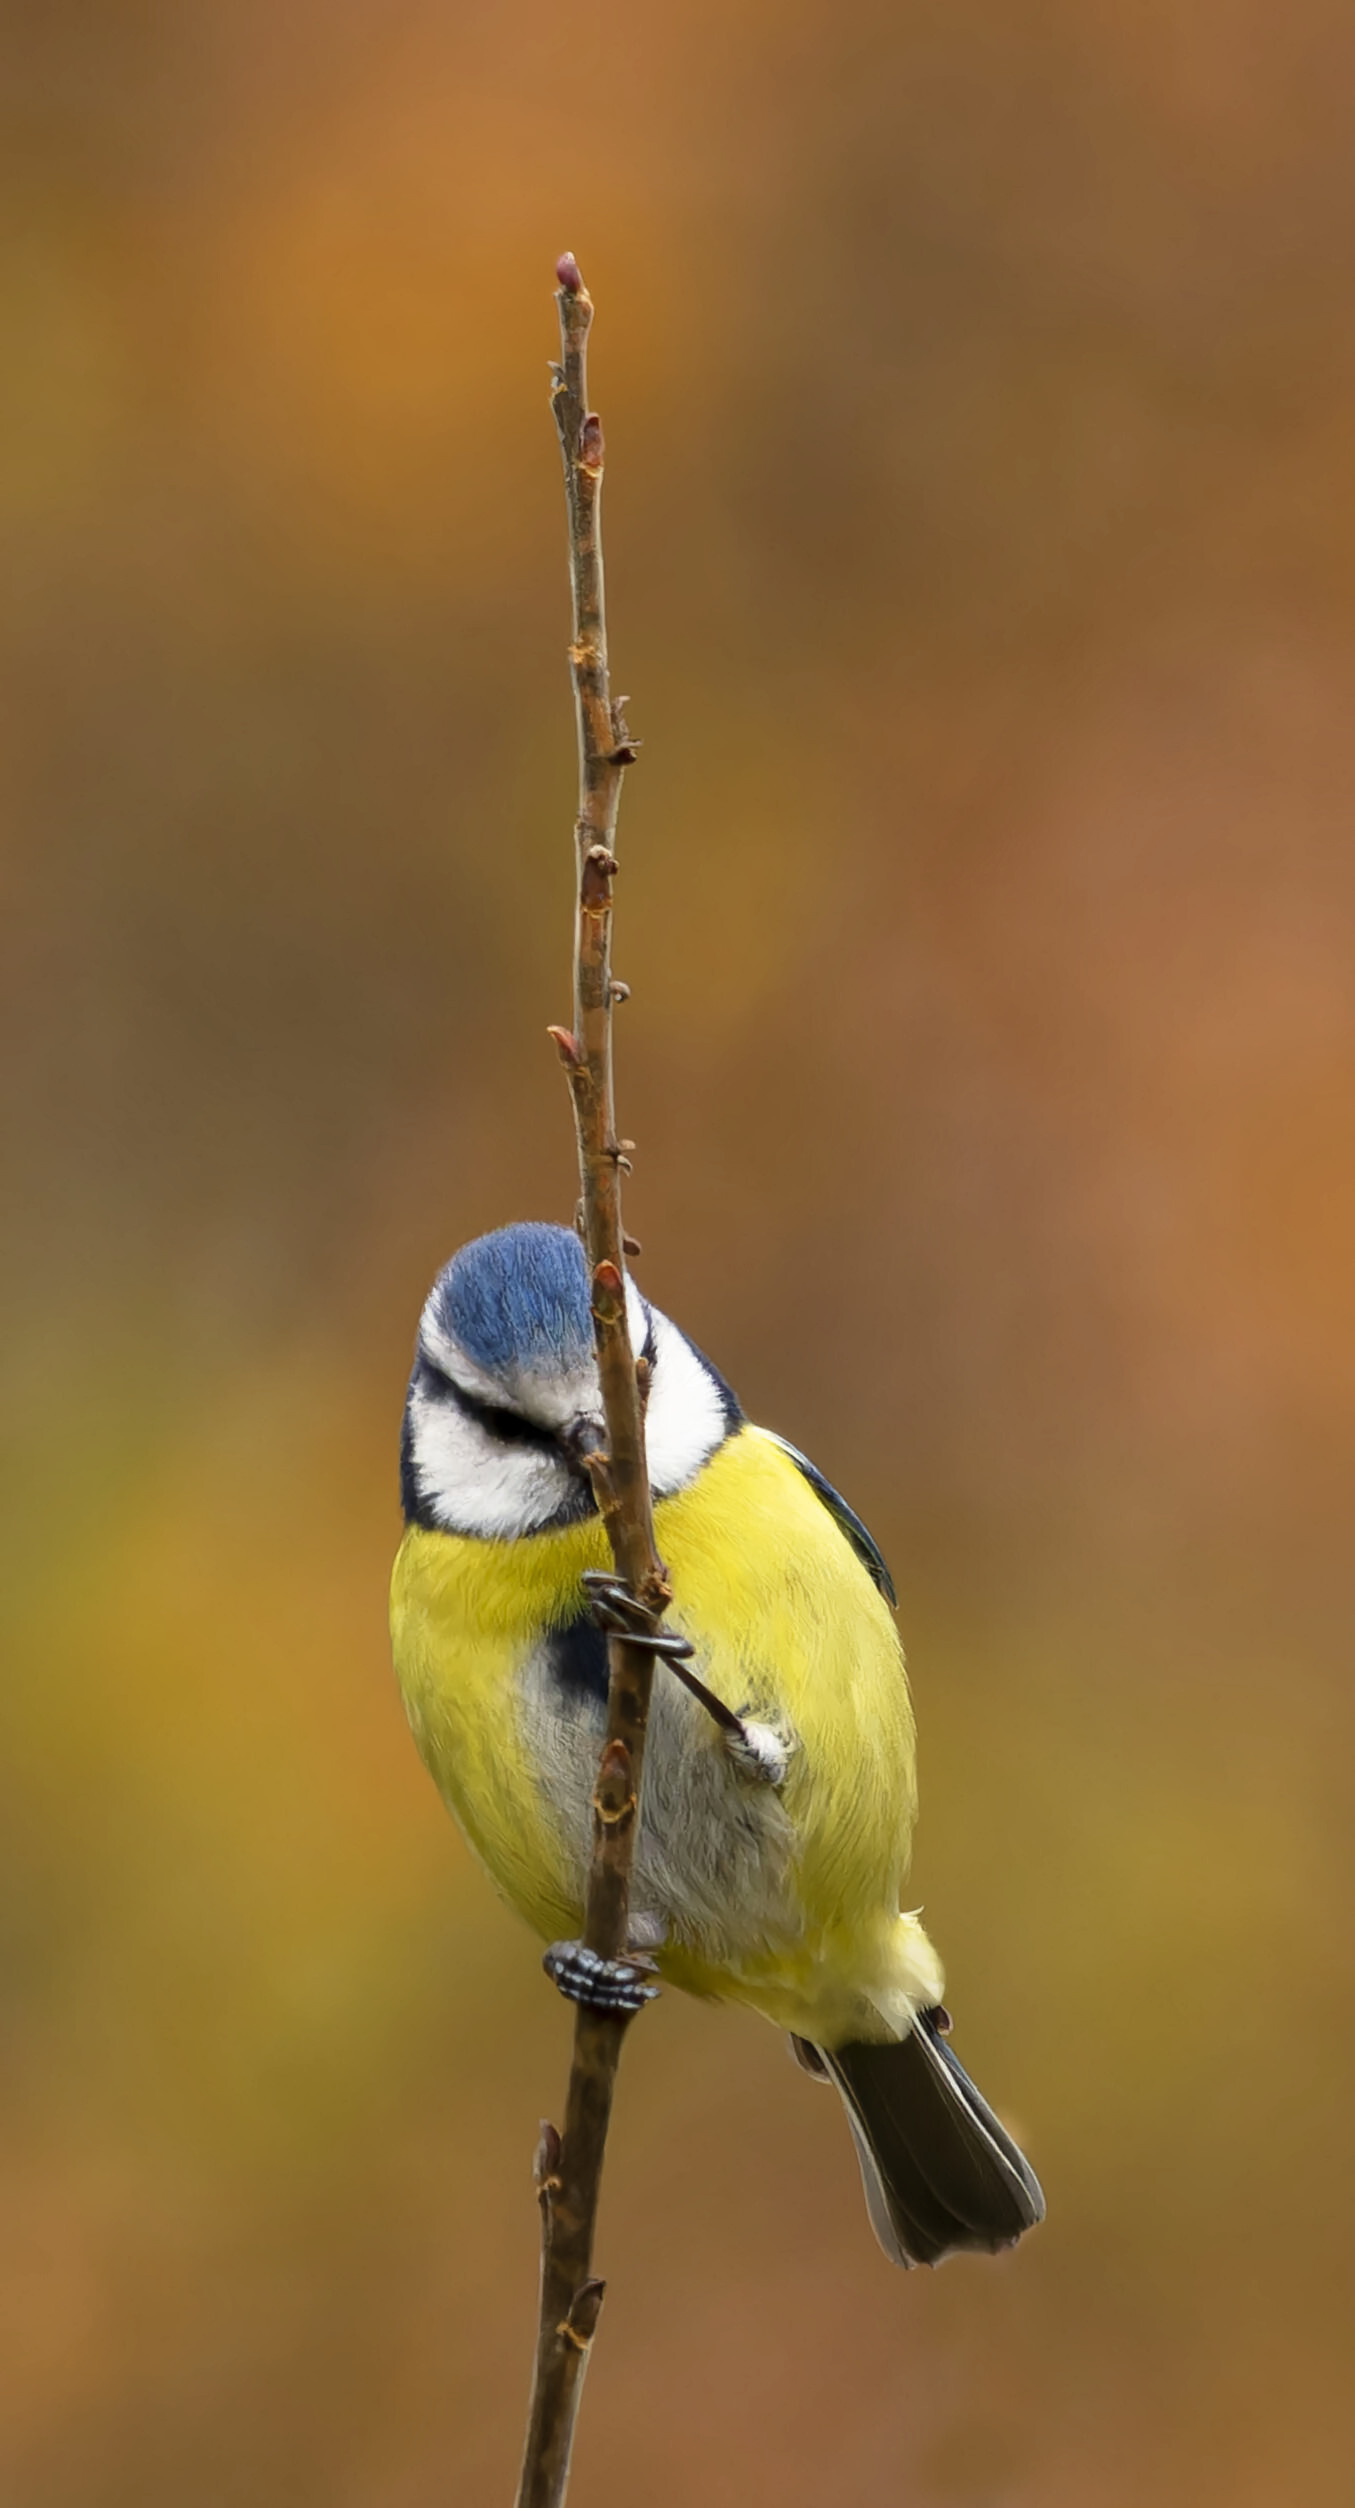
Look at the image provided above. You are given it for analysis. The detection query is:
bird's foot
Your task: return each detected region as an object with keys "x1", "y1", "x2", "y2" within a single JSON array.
[
  {"x1": 582, "y1": 1571, "x2": 780, "y2": 1769},
  {"x1": 543, "y1": 1940, "x2": 660, "y2": 2014},
  {"x1": 724, "y1": 1717, "x2": 791, "y2": 1787},
  {"x1": 581, "y1": 1571, "x2": 695, "y2": 1664}
]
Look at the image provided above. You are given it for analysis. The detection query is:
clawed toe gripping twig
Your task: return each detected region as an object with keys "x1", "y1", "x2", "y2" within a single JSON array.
[
  {"x1": 581, "y1": 1570, "x2": 769, "y2": 1762},
  {"x1": 543, "y1": 1939, "x2": 660, "y2": 2014}
]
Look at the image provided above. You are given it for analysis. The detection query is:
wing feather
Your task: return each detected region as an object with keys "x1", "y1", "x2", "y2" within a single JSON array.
[{"x1": 760, "y1": 1432, "x2": 897, "y2": 1605}]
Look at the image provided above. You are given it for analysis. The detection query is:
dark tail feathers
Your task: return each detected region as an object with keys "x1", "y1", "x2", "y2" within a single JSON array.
[{"x1": 801, "y1": 2009, "x2": 1045, "y2": 2268}]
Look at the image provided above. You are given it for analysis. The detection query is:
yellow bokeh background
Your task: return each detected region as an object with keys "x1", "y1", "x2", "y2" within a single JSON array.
[{"x1": 3, "y1": 5, "x2": 1353, "y2": 2500}]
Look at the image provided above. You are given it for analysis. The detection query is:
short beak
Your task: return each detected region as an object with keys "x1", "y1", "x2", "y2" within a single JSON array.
[{"x1": 560, "y1": 1413, "x2": 607, "y2": 1475}]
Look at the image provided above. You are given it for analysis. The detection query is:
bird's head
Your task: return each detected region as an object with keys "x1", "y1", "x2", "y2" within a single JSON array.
[{"x1": 400, "y1": 1222, "x2": 741, "y2": 1537}]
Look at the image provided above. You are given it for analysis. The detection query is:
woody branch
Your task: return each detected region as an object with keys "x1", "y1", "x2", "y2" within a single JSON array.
[{"x1": 514, "y1": 253, "x2": 671, "y2": 2508}]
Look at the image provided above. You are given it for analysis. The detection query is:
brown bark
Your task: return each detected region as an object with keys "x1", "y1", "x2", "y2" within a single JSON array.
[{"x1": 514, "y1": 254, "x2": 670, "y2": 2508}]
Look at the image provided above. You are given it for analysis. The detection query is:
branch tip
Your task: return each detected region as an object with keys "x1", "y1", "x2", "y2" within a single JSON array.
[{"x1": 555, "y1": 251, "x2": 584, "y2": 295}]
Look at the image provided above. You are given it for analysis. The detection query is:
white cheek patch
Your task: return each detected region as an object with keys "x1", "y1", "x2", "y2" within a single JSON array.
[
  {"x1": 408, "y1": 1292, "x2": 731, "y2": 1535},
  {"x1": 408, "y1": 1385, "x2": 577, "y2": 1537},
  {"x1": 643, "y1": 1310, "x2": 730, "y2": 1495}
]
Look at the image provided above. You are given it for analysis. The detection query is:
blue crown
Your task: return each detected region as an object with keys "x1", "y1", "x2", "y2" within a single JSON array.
[{"x1": 432, "y1": 1223, "x2": 594, "y2": 1375}]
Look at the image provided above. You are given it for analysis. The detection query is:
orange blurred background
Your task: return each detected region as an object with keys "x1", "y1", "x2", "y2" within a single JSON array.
[{"x1": 3, "y1": 5, "x2": 1353, "y2": 2501}]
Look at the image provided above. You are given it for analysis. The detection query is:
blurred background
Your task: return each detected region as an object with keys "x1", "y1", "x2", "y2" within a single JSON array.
[{"x1": 2, "y1": 3, "x2": 1352, "y2": 2501}]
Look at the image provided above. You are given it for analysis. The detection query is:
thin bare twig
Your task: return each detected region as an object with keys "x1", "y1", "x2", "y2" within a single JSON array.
[{"x1": 514, "y1": 253, "x2": 669, "y2": 2508}]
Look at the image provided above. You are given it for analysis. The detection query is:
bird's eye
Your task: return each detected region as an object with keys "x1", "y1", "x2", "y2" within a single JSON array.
[
  {"x1": 465, "y1": 1396, "x2": 547, "y2": 1447},
  {"x1": 422, "y1": 1366, "x2": 551, "y2": 1449}
]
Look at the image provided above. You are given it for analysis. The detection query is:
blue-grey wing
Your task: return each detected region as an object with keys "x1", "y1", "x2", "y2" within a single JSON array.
[{"x1": 763, "y1": 1432, "x2": 897, "y2": 1607}]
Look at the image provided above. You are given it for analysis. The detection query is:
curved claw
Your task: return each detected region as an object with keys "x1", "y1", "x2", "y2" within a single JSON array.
[
  {"x1": 580, "y1": 1571, "x2": 764, "y2": 1753},
  {"x1": 580, "y1": 1570, "x2": 693, "y2": 1659}
]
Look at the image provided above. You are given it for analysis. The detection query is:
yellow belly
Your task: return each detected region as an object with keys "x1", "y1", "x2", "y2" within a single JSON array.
[{"x1": 390, "y1": 1427, "x2": 940, "y2": 2040}]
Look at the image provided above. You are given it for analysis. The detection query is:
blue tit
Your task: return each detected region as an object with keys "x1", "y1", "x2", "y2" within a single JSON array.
[{"x1": 390, "y1": 1221, "x2": 1045, "y2": 2267}]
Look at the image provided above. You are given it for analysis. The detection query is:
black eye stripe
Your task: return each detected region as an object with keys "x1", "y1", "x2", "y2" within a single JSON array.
[
  {"x1": 464, "y1": 1395, "x2": 552, "y2": 1448},
  {"x1": 419, "y1": 1361, "x2": 554, "y2": 1449}
]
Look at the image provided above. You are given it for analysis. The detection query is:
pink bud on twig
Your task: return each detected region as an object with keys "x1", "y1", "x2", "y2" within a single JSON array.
[{"x1": 556, "y1": 252, "x2": 583, "y2": 294}]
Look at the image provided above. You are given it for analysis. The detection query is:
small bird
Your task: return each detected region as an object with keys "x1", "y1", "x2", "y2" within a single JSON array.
[{"x1": 390, "y1": 1221, "x2": 1044, "y2": 2267}]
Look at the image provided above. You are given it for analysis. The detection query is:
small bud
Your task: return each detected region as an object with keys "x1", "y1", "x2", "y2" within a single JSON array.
[
  {"x1": 594, "y1": 1739, "x2": 634, "y2": 1822},
  {"x1": 622, "y1": 1233, "x2": 642, "y2": 1257},
  {"x1": 556, "y1": 252, "x2": 583, "y2": 294},
  {"x1": 593, "y1": 1259, "x2": 623, "y2": 1296},
  {"x1": 579, "y1": 411, "x2": 605, "y2": 472},
  {"x1": 546, "y1": 1024, "x2": 582, "y2": 1068},
  {"x1": 561, "y1": 2278, "x2": 606, "y2": 2348},
  {"x1": 581, "y1": 847, "x2": 618, "y2": 908}
]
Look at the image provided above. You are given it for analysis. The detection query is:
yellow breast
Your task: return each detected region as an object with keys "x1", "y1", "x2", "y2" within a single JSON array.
[{"x1": 390, "y1": 1427, "x2": 920, "y2": 2017}]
